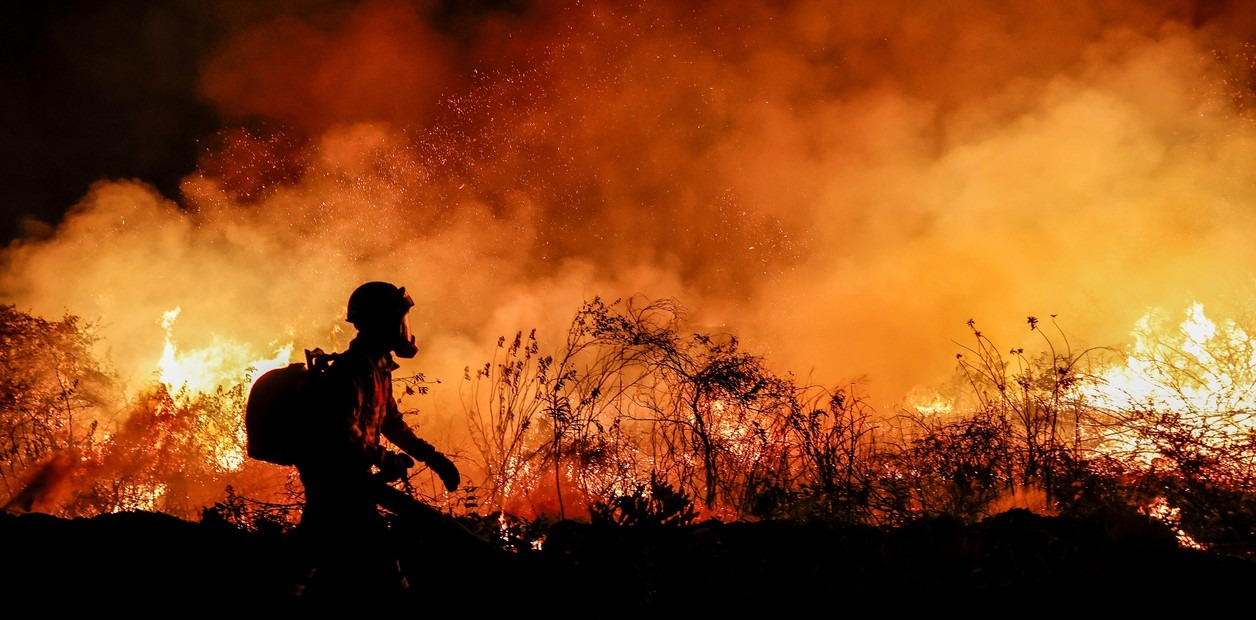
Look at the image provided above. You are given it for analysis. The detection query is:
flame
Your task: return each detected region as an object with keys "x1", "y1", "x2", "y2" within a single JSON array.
[
  {"x1": 157, "y1": 307, "x2": 294, "y2": 398},
  {"x1": 1078, "y1": 302, "x2": 1256, "y2": 464},
  {"x1": 113, "y1": 482, "x2": 169, "y2": 513},
  {"x1": 152, "y1": 307, "x2": 294, "y2": 472},
  {"x1": 1084, "y1": 303, "x2": 1256, "y2": 413},
  {"x1": 909, "y1": 393, "x2": 954, "y2": 417},
  {"x1": 1143, "y1": 497, "x2": 1204, "y2": 550}
]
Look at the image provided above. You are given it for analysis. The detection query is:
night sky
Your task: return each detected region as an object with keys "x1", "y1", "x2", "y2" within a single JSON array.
[
  {"x1": 1, "y1": 1, "x2": 224, "y2": 245},
  {"x1": 0, "y1": 0, "x2": 516, "y2": 245}
]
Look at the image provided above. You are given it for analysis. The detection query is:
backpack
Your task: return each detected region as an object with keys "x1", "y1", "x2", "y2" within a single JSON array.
[{"x1": 244, "y1": 348, "x2": 339, "y2": 466}]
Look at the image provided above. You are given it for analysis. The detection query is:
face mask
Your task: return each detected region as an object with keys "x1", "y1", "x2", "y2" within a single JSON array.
[{"x1": 394, "y1": 311, "x2": 419, "y2": 359}]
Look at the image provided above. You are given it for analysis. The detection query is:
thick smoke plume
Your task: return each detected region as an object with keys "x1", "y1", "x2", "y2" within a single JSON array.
[{"x1": 3, "y1": 0, "x2": 1256, "y2": 443}]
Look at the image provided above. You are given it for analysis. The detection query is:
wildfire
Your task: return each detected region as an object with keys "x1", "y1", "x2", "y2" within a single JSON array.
[
  {"x1": 1143, "y1": 496, "x2": 1205, "y2": 550},
  {"x1": 157, "y1": 307, "x2": 294, "y2": 398},
  {"x1": 0, "y1": 308, "x2": 307, "y2": 519},
  {"x1": 1078, "y1": 302, "x2": 1256, "y2": 464},
  {"x1": 9, "y1": 1, "x2": 1256, "y2": 547},
  {"x1": 113, "y1": 482, "x2": 169, "y2": 513},
  {"x1": 1083, "y1": 303, "x2": 1256, "y2": 414},
  {"x1": 152, "y1": 307, "x2": 294, "y2": 472},
  {"x1": 909, "y1": 392, "x2": 954, "y2": 417}
]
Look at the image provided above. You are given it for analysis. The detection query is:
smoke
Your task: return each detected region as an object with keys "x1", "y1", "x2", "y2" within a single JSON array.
[
  {"x1": 3, "y1": 0, "x2": 1256, "y2": 438},
  {"x1": 2, "y1": 452, "x2": 77, "y2": 514}
]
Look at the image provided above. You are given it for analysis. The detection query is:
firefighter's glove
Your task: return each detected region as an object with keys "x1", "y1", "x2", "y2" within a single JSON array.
[
  {"x1": 378, "y1": 451, "x2": 415, "y2": 482},
  {"x1": 425, "y1": 452, "x2": 461, "y2": 492}
]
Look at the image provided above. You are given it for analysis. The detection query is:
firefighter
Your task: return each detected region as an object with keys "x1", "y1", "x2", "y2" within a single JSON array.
[{"x1": 291, "y1": 280, "x2": 461, "y2": 601}]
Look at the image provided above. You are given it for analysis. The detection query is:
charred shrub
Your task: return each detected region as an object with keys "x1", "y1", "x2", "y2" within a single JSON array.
[
  {"x1": 202, "y1": 485, "x2": 300, "y2": 536},
  {"x1": 589, "y1": 475, "x2": 697, "y2": 528}
]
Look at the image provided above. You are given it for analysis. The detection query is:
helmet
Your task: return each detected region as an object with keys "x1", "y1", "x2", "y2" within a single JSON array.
[{"x1": 346, "y1": 281, "x2": 419, "y2": 358}]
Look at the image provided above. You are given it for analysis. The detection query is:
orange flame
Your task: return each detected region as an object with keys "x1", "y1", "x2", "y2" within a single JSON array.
[
  {"x1": 1079, "y1": 302, "x2": 1256, "y2": 464},
  {"x1": 157, "y1": 307, "x2": 294, "y2": 399},
  {"x1": 153, "y1": 307, "x2": 293, "y2": 472}
]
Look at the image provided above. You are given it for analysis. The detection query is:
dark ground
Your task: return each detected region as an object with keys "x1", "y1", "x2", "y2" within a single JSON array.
[{"x1": 2, "y1": 508, "x2": 1253, "y2": 614}]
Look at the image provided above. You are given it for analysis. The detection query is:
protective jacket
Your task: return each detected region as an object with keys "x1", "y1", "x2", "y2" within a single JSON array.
[{"x1": 310, "y1": 337, "x2": 440, "y2": 472}]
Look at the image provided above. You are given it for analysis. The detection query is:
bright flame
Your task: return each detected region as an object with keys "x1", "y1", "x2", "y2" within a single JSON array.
[
  {"x1": 156, "y1": 307, "x2": 293, "y2": 397},
  {"x1": 909, "y1": 393, "x2": 954, "y2": 417},
  {"x1": 1085, "y1": 303, "x2": 1256, "y2": 413},
  {"x1": 113, "y1": 482, "x2": 168, "y2": 513},
  {"x1": 1077, "y1": 302, "x2": 1256, "y2": 470},
  {"x1": 1143, "y1": 496, "x2": 1204, "y2": 550},
  {"x1": 152, "y1": 307, "x2": 294, "y2": 472}
]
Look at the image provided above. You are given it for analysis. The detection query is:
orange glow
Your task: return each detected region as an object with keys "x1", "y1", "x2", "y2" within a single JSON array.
[
  {"x1": 4, "y1": 2, "x2": 1256, "y2": 525},
  {"x1": 156, "y1": 307, "x2": 293, "y2": 400},
  {"x1": 1144, "y1": 497, "x2": 1204, "y2": 550},
  {"x1": 1078, "y1": 302, "x2": 1256, "y2": 465},
  {"x1": 152, "y1": 307, "x2": 293, "y2": 472}
]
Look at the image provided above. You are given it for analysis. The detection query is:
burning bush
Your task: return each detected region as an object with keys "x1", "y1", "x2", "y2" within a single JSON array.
[
  {"x1": 0, "y1": 305, "x2": 117, "y2": 512},
  {"x1": 6, "y1": 298, "x2": 1256, "y2": 561},
  {"x1": 462, "y1": 296, "x2": 808, "y2": 522}
]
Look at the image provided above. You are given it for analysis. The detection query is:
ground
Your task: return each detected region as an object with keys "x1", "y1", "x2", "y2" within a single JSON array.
[{"x1": 1, "y1": 508, "x2": 1252, "y2": 614}]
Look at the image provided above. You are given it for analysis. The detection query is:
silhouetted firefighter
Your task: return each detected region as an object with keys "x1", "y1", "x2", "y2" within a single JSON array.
[{"x1": 278, "y1": 281, "x2": 473, "y2": 601}]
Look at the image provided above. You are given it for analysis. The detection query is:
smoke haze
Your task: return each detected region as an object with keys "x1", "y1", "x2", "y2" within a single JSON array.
[{"x1": 4, "y1": 0, "x2": 1256, "y2": 436}]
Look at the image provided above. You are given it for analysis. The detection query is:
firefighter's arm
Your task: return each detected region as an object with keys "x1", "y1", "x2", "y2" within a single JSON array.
[{"x1": 381, "y1": 400, "x2": 460, "y2": 492}]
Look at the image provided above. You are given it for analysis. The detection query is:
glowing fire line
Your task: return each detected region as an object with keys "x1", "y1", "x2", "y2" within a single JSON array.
[
  {"x1": 1078, "y1": 302, "x2": 1256, "y2": 465},
  {"x1": 153, "y1": 307, "x2": 293, "y2": 473},
  {"x1": 114, "y1": 300, "x2": 1256, "y2": 524},
  {"x1": 157, "y1": 307, "x2": 293, "y2": 397}
]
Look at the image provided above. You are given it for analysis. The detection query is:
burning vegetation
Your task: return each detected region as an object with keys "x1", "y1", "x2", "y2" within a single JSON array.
[{"x1": 2, "y1": 296, "x2": 1255, "y2": 564}]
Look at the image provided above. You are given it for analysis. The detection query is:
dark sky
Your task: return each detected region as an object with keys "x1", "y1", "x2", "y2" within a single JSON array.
[
  {"x1": 0, "y1": 0, "x2": 532, "y2": 246},
  {"x1": 0, "y1": 1, "x2": 228, "y2": 246}
]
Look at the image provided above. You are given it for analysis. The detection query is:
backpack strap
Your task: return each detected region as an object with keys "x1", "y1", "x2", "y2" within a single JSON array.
[{"x1": 305, "y1": 348, "x2": 340, "y2": 371}]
